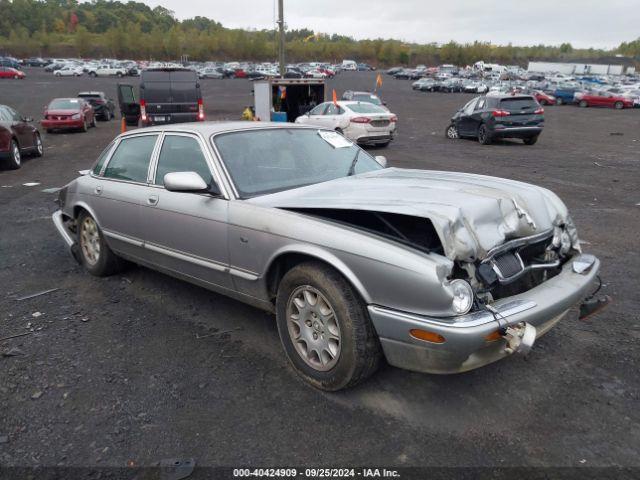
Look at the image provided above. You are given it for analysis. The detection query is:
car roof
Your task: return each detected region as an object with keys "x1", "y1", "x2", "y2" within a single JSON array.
[
  {"x1": 78, "y1": 91, "x2": 105, "y2": 95},
  {"x1": 119, "y1": 121, "x2": 325, "y2": 139}
]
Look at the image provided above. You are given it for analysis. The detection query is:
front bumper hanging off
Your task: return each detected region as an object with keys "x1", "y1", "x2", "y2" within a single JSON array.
[{"x1": 368, "y1": 254, "x2": 602, "y2": 374}]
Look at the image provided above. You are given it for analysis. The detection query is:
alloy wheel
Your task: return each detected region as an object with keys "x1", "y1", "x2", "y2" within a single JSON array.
[
  {"x1": 79, "y1": 216, "x2": 101, "y2": 266},
  {"x1": 286, "y1": 286, "x2": 341, "y2": 371},
  {"x1": 12, "y1": 142, "x2": 21, "y2": 166},
  {"x1": 35, "y1": 135, "x2": 43, "y2": 156},
  {"x1": 446, "y1": 125, "x2": 459, "y2": 139}
]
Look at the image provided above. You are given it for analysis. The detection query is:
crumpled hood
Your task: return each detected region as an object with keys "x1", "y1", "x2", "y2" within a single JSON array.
[{"x1": 248, "y1": 168, "x2": 569, "y2": 261}]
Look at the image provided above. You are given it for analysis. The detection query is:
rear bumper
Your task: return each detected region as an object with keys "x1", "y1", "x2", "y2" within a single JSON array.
[
  {"x1": 493, "y1": 126, "x2": 542, "y2": 138},
  {"x1": 144, "y1": 113, "x2": 200, "y2": 125},
  {"x1": 52, "y1": 211, "x2": 75, "y2": 250},
  {"x1": 369, "y1": 254, "x2": 600, "y2": 374},
  {"x1": 357, "y1": 134, "x2": 394, "y2": 145}
]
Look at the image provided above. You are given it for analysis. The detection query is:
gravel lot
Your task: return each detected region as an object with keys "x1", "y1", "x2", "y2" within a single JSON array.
[{"x1": 1, "y1": 69, "x2": 639, "y2": 473}]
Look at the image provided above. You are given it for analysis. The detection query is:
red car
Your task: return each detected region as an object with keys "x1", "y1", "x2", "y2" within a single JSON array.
[
  {"x1": 578, "y1": 93, "x2": 634, "y2": 109},
  {"x1": 41, "y1": 98, "x2": 97, "y2": 133},
  {"x1": 233, "y1": 68, "x2": 247, "y2": 78},
  {"x1": 0, "y1": 67, "x2": 25, "y2": 79},
  {"x1": 534, "y1": 90, "x2": 556, "y2": 106},
  {"x1": 0, "y1": 104, "x2": 43, "y2": 169}
]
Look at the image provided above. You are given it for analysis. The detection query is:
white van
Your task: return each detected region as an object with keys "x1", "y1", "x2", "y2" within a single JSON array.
[{"x1": 342, "y1": 60, "x2": 357, "y2": 71}]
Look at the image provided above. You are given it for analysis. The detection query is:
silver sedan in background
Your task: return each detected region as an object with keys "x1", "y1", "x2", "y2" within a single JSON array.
[{"x1": 53, "y1": 123, "x2": 602, "y2": 390}]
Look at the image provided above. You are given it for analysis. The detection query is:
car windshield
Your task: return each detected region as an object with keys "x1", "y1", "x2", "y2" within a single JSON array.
[
  {"x1": 352, "y1": 94, "x2": 381, "y2": 105},
  {"x1": 345, "y1": 103, "x2": 387, "y2": 114},
  {"x1": 213, "y1": 128, "x2": 383, "y2": 198},
  {"x1": 49, "y1": 99, "x2": 81, "y2": 110}
]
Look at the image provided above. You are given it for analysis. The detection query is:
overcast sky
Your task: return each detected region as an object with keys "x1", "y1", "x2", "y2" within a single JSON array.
[{"x1": 142, "y1": 0, "x2": 638, "y2": 49}]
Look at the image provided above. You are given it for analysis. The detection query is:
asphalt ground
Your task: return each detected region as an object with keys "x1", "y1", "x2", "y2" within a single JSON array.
[{"x1": 0, "y1": 69, "x2": 639, "y2": 475}]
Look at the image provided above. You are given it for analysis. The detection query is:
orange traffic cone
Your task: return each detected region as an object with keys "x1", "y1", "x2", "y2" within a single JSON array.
[{"x1": 120, "y1": 117, "x2": 126, "y2": 133}]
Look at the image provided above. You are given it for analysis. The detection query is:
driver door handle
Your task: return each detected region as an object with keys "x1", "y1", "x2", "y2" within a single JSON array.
[
  {"x1": 147, "y1": 195, "x2": 158, "y2": 206},
  {"x1": 94, "y1": 185, "x2": 102, "y2": 195}
]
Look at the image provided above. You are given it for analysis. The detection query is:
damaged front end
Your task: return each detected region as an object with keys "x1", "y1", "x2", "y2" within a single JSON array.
[{"x1": 459, "y1": 217, "x2": 581, "y2": 306}]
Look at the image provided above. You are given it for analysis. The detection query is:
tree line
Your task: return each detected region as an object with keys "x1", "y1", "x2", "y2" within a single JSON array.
[{"x1": 1, "y1": 0, "x2": 638, "y2": 66}]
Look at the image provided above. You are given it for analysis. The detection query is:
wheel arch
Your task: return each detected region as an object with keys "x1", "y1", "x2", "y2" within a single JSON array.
[
  {"x1": 71, "y1": 202, "x2": 103, "y2": 229},
  {"x1": 264, "y1": 246, "x2": 372, "y2": 306}
]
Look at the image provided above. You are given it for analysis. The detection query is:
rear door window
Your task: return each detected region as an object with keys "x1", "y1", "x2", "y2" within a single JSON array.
[
  {"x1": 170, "y1": 81, "x2": 198, "y2": 103},
  {"x1": 143, "y1": 82, "x2": 172, "y2": 103},
  {"x1": 103, "y1": 135, "x2": 158, "y2": 183}
]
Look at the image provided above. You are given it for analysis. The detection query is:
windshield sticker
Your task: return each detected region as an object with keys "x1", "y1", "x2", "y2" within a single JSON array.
[{"x1": 318, "y1": 130, "x2": 352, "y2": 148}]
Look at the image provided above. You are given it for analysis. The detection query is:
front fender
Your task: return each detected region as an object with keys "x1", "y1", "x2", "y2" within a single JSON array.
[{"x1": 265, "y1": 243, "x2": 373, "y2": 304}]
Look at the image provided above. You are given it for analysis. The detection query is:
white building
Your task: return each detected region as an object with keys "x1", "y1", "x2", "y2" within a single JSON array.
[{"x1": 527, "y1": 62, "x2": 625, "y2": 76}]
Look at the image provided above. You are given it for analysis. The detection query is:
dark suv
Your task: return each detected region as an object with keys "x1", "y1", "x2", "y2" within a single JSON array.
[
  {"x1": 78, "y1": 92, "x2": 116, "y2": 121},
  {"x1": 446, "y1": 94, "x2": 544, "y2": 145},
  {"x1": 117, "y1": 68, "x2": 203, "y2": 127}
]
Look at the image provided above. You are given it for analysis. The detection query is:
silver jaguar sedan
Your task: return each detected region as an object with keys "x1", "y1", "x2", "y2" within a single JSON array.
[{"x1": 52, "y1": 122, "x2": 601, "y2": 390}]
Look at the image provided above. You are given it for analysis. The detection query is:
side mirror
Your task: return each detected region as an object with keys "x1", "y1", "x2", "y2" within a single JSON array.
[
  {"x1": 164, "y1": 171, "x2": 215, "y2": 194},
  {"x1": 375, "y1": 155, "x2": 388, "y2": 168}
]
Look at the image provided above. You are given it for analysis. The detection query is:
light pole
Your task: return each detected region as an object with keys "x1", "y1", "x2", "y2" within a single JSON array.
[{"x1": 277, "y1": 0, "x2": 285, "y2": 77}]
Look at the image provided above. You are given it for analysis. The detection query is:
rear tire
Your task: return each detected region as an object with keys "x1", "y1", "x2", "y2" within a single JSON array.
[
  {"x1": 579, "y1": 100, "x2": 588, "y2": 108},
  {"x1": 523, "y1": 135, "x2": 539, "y2": 146},
  {"x1": 275, "y1": 262, "x2": 381, "y2": 391},
  {"x1": 556, "y1": 97, "x2": 563, "y2": 105},
  {"x1": 478, "y1": 124, "x2": 492, "y2": 145},
  {"x1": 77, "y1": 211, "x2": 125, "y2": 277},
  {"x1": 614, "y1": 101, "x2": 623, "y2": 110}
]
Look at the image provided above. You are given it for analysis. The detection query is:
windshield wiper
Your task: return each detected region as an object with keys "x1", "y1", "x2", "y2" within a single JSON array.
[{"x1": 347, "y1": 149, "x2": 360, "y2": 176}]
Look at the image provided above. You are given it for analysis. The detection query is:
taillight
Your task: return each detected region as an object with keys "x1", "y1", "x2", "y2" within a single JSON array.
[
  {"x1": 492, "y1": 110, "x2": 510, "y2": 117},
  {"x1": 350, "y1": 116, "x2": 371, "y2": 123},
  {"x1": 390, "y1": 115, "x2": 397, "y2": 122},
  {"x1": 140, "y1": 99, "x2": 147, "y2": 123},
  {"x1": 534, "y1": 107, "x2": 544, "y2": 114},
  {"x1": 197, "y1": 98, "x2": 204, "y2": 121}
]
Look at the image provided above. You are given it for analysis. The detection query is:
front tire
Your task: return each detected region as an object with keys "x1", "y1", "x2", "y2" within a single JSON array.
[
  {"x1": 556, "y1": 97, "x2": 563, "y2": 105},
  {"x1": 614, "y1": 101, "x2": 623, "y2": 110},
  {"x1": 77, "y1": 212, "x2": 124, "y2": 276},
  {"x1": 579, "y1": 100, "x2": 588, "y2": 108},
  {"x1": 446, "y1": 124, "x2": 459, "y2": 139},
  {"x1": 478, "y1": 124, "x2": 492, "y2": 145},
  {"x1": 33, "y1": 133, "x2": 43, "y2": 157},
  {"x1": 6, "y1": 139, "x2": 21, "y2": 169},
  {"x1": 275, "y1": 262, "x2": 381, "y2": 391},
  {"x1": 523, "y1": 135, "x2": 539, "y2": 146}
]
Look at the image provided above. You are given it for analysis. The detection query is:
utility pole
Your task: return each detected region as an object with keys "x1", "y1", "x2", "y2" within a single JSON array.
[{"x1": 277, "y1": 0, "x2": 285, "y2": 77}]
